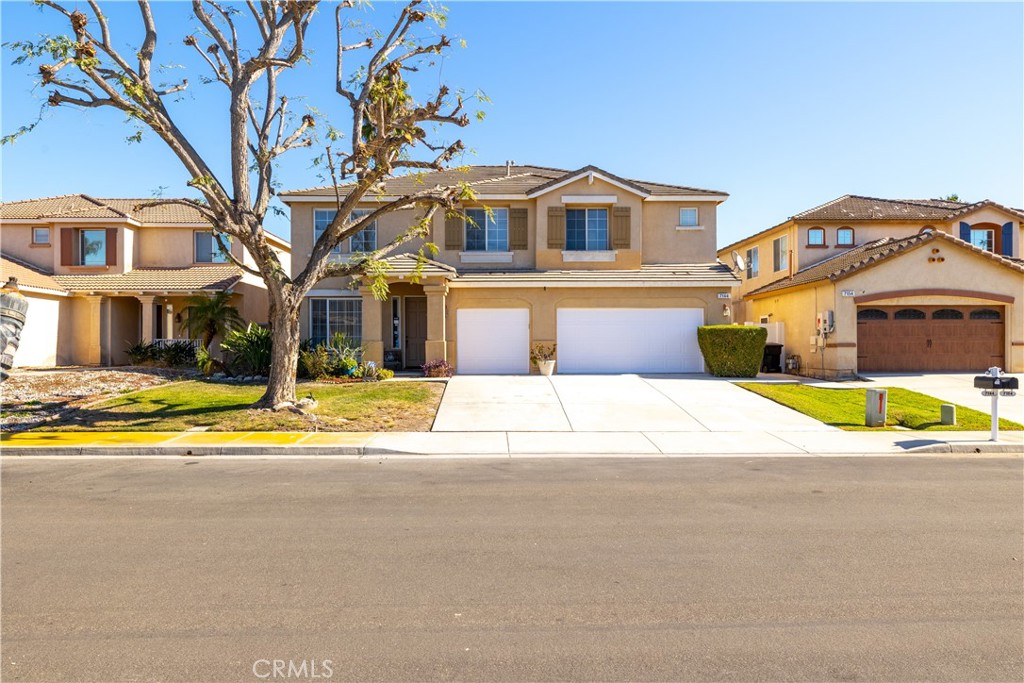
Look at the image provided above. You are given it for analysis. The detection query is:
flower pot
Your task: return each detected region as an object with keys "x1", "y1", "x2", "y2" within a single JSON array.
[{"x1": 537, "y1": 360, "x2": 556, "y2": 377}]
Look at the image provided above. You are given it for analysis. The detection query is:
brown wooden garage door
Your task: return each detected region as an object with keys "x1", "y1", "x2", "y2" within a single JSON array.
[{"x1": 857, "y1": 306, "x2": 1004, "y2": 372}]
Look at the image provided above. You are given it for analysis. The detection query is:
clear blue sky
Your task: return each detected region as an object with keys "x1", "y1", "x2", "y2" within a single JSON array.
[{"x1": 2, "y1": 1, "x2": 1021, "y2": 247}]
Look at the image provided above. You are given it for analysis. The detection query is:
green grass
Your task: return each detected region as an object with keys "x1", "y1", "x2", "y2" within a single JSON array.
[
  {"x1": 736, "y1": 383, "x2": 1023, "y2": 431},
  {"x1": 41, "y1": 380, "x2": 444, "y2": 432}
]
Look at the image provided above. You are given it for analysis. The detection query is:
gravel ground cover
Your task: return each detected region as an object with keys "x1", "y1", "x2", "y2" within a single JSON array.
[{"x1": 1, "y1": 367, "x2": 191, "y2": 432}]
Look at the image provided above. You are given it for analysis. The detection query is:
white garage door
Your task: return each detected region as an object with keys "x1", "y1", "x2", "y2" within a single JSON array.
[
  {"x1": 457, "y1": 308, "x2": 530, "y2": 374},
  {"x1": 557, "y1": 308, "x2": 704, "y2": 374}
]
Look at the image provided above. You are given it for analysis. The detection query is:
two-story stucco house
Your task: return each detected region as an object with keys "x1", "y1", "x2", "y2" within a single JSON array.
[
  {"x1": 281, "y1": 164, "x2": 737, "y2": 374},
  {"x1": 0, "y1": 194, "x2": 290, "y2": 368},
  {"x1": 717, "y1": 195, "x2": 1024, "y2": 376}
]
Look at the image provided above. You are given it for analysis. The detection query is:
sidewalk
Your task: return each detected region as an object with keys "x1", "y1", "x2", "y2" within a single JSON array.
[{"x1": 2, "y1": 429, "x2": 1020, "y2": 457}]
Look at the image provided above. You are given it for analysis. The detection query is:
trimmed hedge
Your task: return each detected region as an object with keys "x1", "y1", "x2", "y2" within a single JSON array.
[{"x1": 697, "y1": 325, "x2": 767, "y2": 377}]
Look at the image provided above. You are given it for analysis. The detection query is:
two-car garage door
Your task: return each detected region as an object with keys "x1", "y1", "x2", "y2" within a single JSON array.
[
  {"x1": 556, "y1": 308, "x2": 704, "y2": 373},
  {"x1": 456, "y1": 307, "x2": 704, "y2": 374}
]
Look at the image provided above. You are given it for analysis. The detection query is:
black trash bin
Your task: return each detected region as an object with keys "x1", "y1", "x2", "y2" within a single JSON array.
[{"x1": 762, "y1": 343, "x2": 783, "y2": 373}]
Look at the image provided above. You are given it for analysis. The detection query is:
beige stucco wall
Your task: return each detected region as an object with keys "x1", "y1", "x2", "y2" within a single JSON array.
[
  {"x1": 137, "y1": 226, "x2": 247, "y2": 267},
  {"x1": 1, "y1": 226, "x2": 55, "y2": 270},
  {"x1": 748, "y1": 242, "x2": 1024, "y2": 373},
  {"x1": 108, "y1": 296, "x2": 140, "y2": 366},
  {"x1": 641, "y1": 201, "x2": 719, "y2": 264}
]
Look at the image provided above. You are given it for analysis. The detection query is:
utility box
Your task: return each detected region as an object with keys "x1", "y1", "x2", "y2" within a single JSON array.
[
  {"x1": 940, "y1": 404, "x2": 956, "y2": 426},
  {"x1": 866, "y1": 388, "x2": 888, "y2": 427}
]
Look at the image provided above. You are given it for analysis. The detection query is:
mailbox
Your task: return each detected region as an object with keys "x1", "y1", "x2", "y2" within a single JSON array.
[{"x1": 974, "y1": 376, "x2": 1019, "y2": 390}]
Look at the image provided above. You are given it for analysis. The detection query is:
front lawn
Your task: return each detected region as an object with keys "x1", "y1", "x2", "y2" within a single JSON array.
[
  {"x1": 736, "y1": 383, "x2": 1023, "y2": 431},
  {"x1": 41, "y1": 380, "x2": 444, "y2": 432}
]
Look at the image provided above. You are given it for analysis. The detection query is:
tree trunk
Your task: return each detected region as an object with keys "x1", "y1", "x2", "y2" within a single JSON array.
[{"x1": 253, "y1": 291, "x2": 302, "y2": 409}]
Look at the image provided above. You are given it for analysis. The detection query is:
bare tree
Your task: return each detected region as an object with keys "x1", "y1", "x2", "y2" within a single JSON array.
[{"x1": 4, "y1": 0, "x2": 475, "y2": 407}]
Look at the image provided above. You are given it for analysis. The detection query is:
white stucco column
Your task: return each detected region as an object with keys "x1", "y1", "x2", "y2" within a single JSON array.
[
  {"x1": 360, "y1": 288, "x2": 384, "y2": 365},
  {"x1": 423, "y1": 282, "x2": 448, "y2": 363},
  {"x1": 163, "y1": 301, "x2": 175, "y2": 341}
]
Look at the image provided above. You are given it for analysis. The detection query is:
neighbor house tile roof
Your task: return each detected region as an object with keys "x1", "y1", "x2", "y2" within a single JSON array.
[
  {"x1": 280, "y1": 165, "x2": 727, "y2": 199},
  {"x1": 52, "y1": 265, "x2": 242, "y2": 293},
  {"x1": 745, "y1": 231, "x2": 1024, "y2": 298},
  {"x1": 719, "y1": 194, "x2": 1024, "y2": 254},
  {"x1": 0, "y1": 253, "x2": 67, "y2": 295},
  {"x1": 453, "y1": 262, "x2": 738, "y2": 285},
  {"x1": 0, "y1": 194, "x2": 213, "y2": 224}
]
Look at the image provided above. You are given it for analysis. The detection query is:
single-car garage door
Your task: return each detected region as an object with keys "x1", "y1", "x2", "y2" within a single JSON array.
[
  {"x1": 857, "y1": 305, "x2": 1005, "y2": 372},
  {"x1": 456, "y1": 308, "x2": 530, "y2": 374},
  {"x1": 557, "y1": 308, "x2": 704, "y2": 374}
]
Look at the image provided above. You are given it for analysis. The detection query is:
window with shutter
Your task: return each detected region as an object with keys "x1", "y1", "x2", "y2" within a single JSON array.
[
  {"x1": 611, "y1": 206, "x2": 630, "y2": 249},
  {"x1": 547, "y1": 206, "x2": 565, "y2": 249},
  {"x1": 509, "y1": 208, "x2": 528, "y2": 250}
]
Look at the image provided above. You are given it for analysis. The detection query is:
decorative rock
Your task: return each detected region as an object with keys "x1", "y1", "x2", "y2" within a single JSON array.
[
  {"x1": 297, "y1": 397, "x2": 318, "y2": 410},
  {"x1": 272, "y1": 401, "x2": 294, "y2": 412},
  {"x1": 212, "y1": 372, "x2": 226, "y2": 379}
]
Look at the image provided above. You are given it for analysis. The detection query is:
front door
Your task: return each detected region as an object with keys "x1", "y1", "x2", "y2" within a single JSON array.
[{"x1": 404, "y1": 296, "x2": 427, "y2": 369}]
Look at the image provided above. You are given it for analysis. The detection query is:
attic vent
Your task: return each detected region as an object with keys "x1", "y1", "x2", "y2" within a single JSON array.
[{"x1": 505, "y1": 160, "x2": 515, "y2": 177}]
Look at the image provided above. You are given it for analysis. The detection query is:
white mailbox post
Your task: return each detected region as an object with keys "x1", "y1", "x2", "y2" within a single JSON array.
[{"x1": 974, "y1": 367, "x2": 1019, "y2": 442}]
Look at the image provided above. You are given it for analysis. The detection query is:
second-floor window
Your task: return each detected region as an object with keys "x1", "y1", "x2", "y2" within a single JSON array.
[
  {"x1": 349, "y1": 209, "x2": 377, "y2": 253},
  {"x1": 679, "y1": 208, "x2": 699, "y2": 227},
  {"x1": 746, "y1": 247, "x2": 759, "y2": 279},
  {"x1": 837, "y1": 227, "x2": 854, "y2": 246},
  {"x1": 566, "y1": 208, "x2": 608, "y2": 251},
  {"x1": 314, "y1": 209, "x2": 342, "y2": 255},
  {"x1": 772, "y1": 234, "x2": 789, "y2": 272},
  {"x1": 807, "y1": 227, "x2": 825, "y2": 246},
  {"x1": 32, "y1": 227, "x2": 50, "y2": 245},
  {"x1": 80, "y1": 229, "x2": 107, "y2": 266},
  {"x1": 194, "y1": 231, "x2": 230, "y2": 263},
  {"x1": 970, "y1": 228, "x2": 995, "y2": 252},
  {"x1": 464, "y1": 207, "x2": 508, "y2": 251}
]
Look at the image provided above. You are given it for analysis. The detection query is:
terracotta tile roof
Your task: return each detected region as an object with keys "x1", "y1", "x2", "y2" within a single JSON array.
[
  {"x1": 280, "y1": 165, "x2": 726, "y2": 199},
  {"x1": 453, "y1": 262, "x2": 738, "y2": 285},
  {"x1": 0, "y1": 253, "x2": 67, "y2": 295},
  {"x1": 380, "y1": 253, "x2": 457, "y2": 279},
  {"x1": 746, "y1": 231, "x2": 1024, "y2": 298},
  {"x1": 52, "y1": 265, "x2": 242, "y2": 293},
  {"x1": 0, "y1": 194, "x2": 212, "y2": 224}
]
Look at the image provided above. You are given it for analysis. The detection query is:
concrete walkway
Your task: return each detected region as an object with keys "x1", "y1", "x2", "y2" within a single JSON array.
[
  {"x1": 433, "y1": 374, "x2": 832, "y2": 433},
  {"x1": 2, "y1": 429, "x2": 1019, "y2": 456}
]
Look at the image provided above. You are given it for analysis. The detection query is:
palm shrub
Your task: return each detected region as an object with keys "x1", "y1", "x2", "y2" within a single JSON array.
[
  {"x1": 158, "y1": 340, "x2": 196, "y2": 367},
  {"x1": 125, "y1": 340, "x2": 159, "y2": 365},
  {"x1": 179, "y1": 291, "x2": 244, "y2": 350},
  {"x1": 221, "y1": 323, "x2": 273, "y2": 376},
  {"x1": 696, "y1": 325, "x2": 767, "y2": 378}
]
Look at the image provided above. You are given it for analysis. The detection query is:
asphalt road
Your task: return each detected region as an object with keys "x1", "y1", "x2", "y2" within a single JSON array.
[{"x1": 2, "y1": 456, "x2": 1022, "y2": 682}]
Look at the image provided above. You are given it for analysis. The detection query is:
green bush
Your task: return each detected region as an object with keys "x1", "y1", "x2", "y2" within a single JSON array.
[
  {"x1": 696, "y1": 325, "x2": 767, "y2": 378},
  {"x1": 125, "y1": 340, "x2": 158, "y2": 365},
  {"x1": 159, "y1": 341, "x2": 196, "y2": 367},
  {"x1": 297, "y1": 333, "x2": 362, "y2": 379},
  {"x1": 221, "y1": 323, "x2": 272, "y2": 376}
]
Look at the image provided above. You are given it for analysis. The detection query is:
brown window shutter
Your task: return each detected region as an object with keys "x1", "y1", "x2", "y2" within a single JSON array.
[
  {"x1": 105, "y1": 228, "x2": 117, "y2": 266},
  {"x1": 60, "y1": 228, "x2": 73, "y2": 266},
  {"x1": 612, "y1": 206, "x2": 631, "y2": 249},
  {"x1": 445, "y1": 213, "x2": 464, "y2": 251},
  {"x1": 547, "y1": 206, "x2": 565, "y2": 249},
  {"x1": 509, "y1": 208, "x2": 528, "y2": 250}
]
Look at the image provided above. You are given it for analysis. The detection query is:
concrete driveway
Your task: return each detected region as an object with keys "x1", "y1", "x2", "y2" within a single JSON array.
[
  {"x1": 826, "y1": 373, "x2": 1024, "y2": 421},
  {"x1": 432, "y1": 374, "x2": 834, "y2": 433}
]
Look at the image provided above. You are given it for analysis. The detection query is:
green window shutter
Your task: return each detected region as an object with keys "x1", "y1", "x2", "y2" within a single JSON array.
[
  {"x1": 547, "y1": 206, "x2": 565, "y2": 249},
  {"x1": 509, "y1": 208, "x2": 528, "y2": 250},
  {"x1": 611, "y1": 206, "x2": 631, "y2": 249},
  {"x1": 445, "y1": 213, "x2": 464, "y2": 251}
]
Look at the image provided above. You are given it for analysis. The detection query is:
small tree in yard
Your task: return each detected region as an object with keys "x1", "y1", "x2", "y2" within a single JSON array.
[
  {"x1": 4, "y1": 0, "x2": 479, "y2": 408},
  {"x1": 180, "y1": 291, "x2": 245, "y2": 351}
]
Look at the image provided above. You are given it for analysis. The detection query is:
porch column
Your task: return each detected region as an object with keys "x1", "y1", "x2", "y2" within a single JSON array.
[
  {"x1": 360, "y1": 288, "x2": 384, "y2": 365},
  {"x1": 423, "y1": 282, "x2": 448, "y2": 364},
  {"x1": 137, "y1": 295, "x2": 157, "y2": 342},
  {"x1": 163, "y1": 301, "x2": 175, "y2": 341},
  {"x1": 80, "y1": 295, "x2": 104, "y2": 365}
]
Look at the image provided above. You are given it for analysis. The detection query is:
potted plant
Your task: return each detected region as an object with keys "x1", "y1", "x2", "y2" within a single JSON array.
[{"x1": 530, "y1": 343, "x2": 557, "y2": 377}]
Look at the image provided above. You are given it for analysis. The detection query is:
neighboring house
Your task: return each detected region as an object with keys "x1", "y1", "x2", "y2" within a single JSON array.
[
  {"x1": 280, "y1": 164, "x2": 737, "y2": 374},
  {"x1": 0, "y1": 194, "x2": 291, "y2": 367},
  {"x1": 718, "y1": 195, "x2": 1024, "y2": 376}
]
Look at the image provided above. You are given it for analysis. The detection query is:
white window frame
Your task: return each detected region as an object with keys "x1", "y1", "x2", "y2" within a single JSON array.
[
  {"x1": 565, "y1": 207, "x2": 609, "y2": 251},
  {"x1": 313, "y1": 209, "x2": 342, "y2": 255},
  {"x1": 463, "y1": 207, "x2": 509, "y2": 252},
  {"x1": 349, "y1": 209, "x2": 377, "y2": 253},
  {"x1": 32, "y1": 227, "x2": 50, "y2": 245},
  {"x1": 194, "y1": 230, "x2": 230, "y2": 264},
  {"x1": 746, "y1": 246, "x2": 759, "y2": 279},
  {"x1": 970, "y1": 228, "x2": 995, "y2": 252},
  {"x1": 772, "y1": 234, "x2": 789, "y2": 272},
  {"x1": 308, "y1": 297, "x2": 362, "y2": 346},
  {"x1": 679, "y1": 207, "x2": 699, "y2": 227}
]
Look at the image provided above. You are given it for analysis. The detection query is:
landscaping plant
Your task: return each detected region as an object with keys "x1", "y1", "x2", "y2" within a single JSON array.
[
  {"x1": 179, "y1": 292, "x2": 244, "y2": 351},
  {"x1": 529, "y1": 344, "x2": 557, "y2": 366},
  {"x1": 422, "y1": 359, "x2": 454, "y2": 378},
  {"x1": 697, "y1": 325, "x2": 767, "y2": 377},
  {"x1": 220, "y1": 323, "x2": 272, "y2": 377}
]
